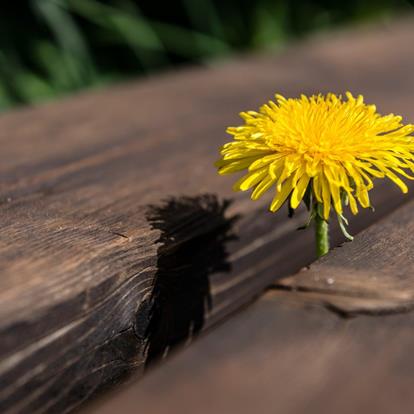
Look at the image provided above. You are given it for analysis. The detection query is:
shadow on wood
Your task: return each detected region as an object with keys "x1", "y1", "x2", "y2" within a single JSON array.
[{"x1": 144, "y1": 194, "x2": 239, "y2": 366}]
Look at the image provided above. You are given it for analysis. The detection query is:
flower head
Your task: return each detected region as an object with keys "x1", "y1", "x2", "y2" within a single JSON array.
[{"x1": 216, "y1": 92, "x2": 414, "y2": 220}]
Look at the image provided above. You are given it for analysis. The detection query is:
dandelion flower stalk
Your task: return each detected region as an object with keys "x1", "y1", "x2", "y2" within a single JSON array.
[
  {"x1": 314, "y1": 204, "x2": 329, "y2": 257},
  {"x1": 215, "y1": 92, "x2": 414, "y2": 258}
]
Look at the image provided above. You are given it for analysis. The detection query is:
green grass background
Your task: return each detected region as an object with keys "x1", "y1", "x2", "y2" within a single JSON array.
[{"x1": 1, "y1": 0, "x2": 413, "y2": 111}]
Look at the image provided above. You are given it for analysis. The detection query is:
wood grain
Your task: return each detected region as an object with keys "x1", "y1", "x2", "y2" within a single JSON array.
[
  {"x1": 84, "y1": 180, "x2": 414, "y2": 414},
  {"x1": 1, "y1": 18, "x2": 414, "y2": 414}
]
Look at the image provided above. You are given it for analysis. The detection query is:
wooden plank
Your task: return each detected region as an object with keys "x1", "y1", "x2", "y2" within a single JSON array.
[
  {"x1": 2, "y1": 18, "x2": 414, "y2": 413},
  {"x1": 84, "y1": 197, "x2": 414, "y2": 414},
  {"x1": 275, "y1": 198, "x2": 414, "y2": 316}
]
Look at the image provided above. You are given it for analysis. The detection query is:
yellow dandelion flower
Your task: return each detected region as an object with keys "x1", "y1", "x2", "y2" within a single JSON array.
[
  {"x1": 215, "y1": 92, "x2": 414, "y2": 256},
  {"x1": 217, "y1": 92, "x2": 414, "y2": 218}
]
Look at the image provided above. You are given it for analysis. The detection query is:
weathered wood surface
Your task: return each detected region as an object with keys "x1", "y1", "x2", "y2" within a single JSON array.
[
  {"x1": 1, "y1": 18, "x2": 414, "y2": 414},
  {"x1": 85, "y1": 197, "x2": 414, "y2": 414}
]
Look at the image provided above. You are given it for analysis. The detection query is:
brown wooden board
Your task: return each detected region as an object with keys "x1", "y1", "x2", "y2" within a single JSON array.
[
  {"x1": 1, "y1": 18, "x2": 414, "y2": 414},
  {"x1": 84, "y1": 192, "x2": 414, "y2": 414}
]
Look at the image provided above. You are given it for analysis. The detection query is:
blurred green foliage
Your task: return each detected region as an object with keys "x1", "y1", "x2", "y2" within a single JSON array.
[{"x1": 0, "y1": 0, "x2": 412, "y2": 110}]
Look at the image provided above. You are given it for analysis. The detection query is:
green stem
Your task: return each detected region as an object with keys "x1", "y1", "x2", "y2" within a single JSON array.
[{"x1": 314, "y1": 209, "x2": 329, "y2": 258}]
